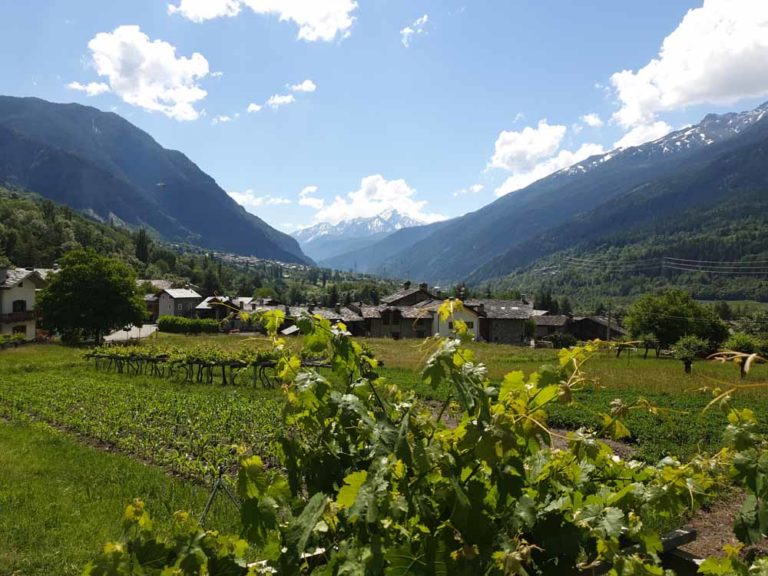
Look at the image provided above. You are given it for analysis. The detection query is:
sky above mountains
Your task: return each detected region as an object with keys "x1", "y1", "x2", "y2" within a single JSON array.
[{"x1": 2, "y1": 0, "x2": 768, "y2": 232}]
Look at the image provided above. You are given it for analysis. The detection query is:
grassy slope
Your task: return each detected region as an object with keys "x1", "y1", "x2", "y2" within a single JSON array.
[{"x1": 0, "y1": 421, "x2": 240, "y2": 576}]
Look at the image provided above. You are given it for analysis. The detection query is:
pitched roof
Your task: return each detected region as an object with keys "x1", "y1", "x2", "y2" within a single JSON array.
[
  {"x1": 138, "y1": 279, "x2": 173, "y2": 291},
  {"x1": 359, "y1": 305, "x2": 384, "y2": 319},
  {"x1": 464, "y1": 299, "x2": 534, "y2": 320},
  {"x1": 534, "y1": 315, "x2": 570, "y2": 327},
  {"x1": 0, "y1": 268, "x2": 45, "y2": 289},
  {"x1": 573, "y1": 316, "x2": 627, "y2": 335},
  {"x1": 162, "y1": 288, "x2": 202, "y2": 299},
  {"x1": 381, "y1": 286, "x2": 433, "y2": 305},
  {"x1": 195, "y1": 296, "x2": 231, "y2": 310},
  {"x1": 399, "y1": 306, "x2": 433, "y2": 319}
]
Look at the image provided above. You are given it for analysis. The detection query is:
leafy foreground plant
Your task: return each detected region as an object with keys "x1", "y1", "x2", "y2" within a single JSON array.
[{"x1": 85, "y1": 306, "x2": 768, "y2": 575}]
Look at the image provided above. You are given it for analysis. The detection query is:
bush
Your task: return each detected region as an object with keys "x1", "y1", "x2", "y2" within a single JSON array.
[
  {"x1": 673, "y1": 335, "x2": 709, "y2": 360},
  {"x1": 542, "y1": 332, "x2": 577, "y2": 349},
  {"x1": 157, "y1": 316, "x2": 220, "y2": 334}
]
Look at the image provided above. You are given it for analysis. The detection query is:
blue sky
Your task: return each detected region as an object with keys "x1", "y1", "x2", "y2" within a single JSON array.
[{"x1": 2, "y1": 0, "x2": 767, "y2": 232}]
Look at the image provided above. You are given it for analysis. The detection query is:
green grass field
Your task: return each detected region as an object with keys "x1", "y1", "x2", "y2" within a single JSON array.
[
  {"x1": 1, "y1": 334, "x2": 767, "y2": 573},
  {"x1": 0, "y1": 421, "x2": 241, "y2": 576}
]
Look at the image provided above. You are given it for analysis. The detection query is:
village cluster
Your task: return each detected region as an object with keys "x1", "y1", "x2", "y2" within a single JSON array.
[
  {"x1": 144, "y1": 280, "x2": 624, "y2": 345},
  {"x1": 2, "y1": 266, "x2": 624, "y2": 345}
]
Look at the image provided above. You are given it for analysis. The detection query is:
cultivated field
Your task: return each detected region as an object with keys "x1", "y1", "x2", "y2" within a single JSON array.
[{"x1": 1, "y1": 334, "x2": 767, "y2": 574}]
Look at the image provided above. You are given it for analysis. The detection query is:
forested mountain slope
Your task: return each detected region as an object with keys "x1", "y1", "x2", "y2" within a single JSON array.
[
  {"x1": 0, "y1": 96, "x2": 310, "y2": 264},
  {"x1": 334, "y1": 102, "x2": 768, "y2": 285}
]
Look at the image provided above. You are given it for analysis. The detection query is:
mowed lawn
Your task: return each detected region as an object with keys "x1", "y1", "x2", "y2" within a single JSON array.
[{"x1": 1, "y1": 335, "x2": 768, "y2": 574}]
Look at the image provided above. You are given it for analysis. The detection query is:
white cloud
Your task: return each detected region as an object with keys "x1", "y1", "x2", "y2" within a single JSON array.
[
  {"x1": 229, "y1": 190, "x2": 291, "y2": 209},
  {"x1": 168, "y1": 0, "x2": 241, "y2": 22},
  {"x1": 67, "y1": 81, "x2": 110, "y2": 96},
  {"x1": 247, "y1": 102, "x2": 262, "y2": 113},
  {"x1": 401, "y1": 14, "x2": 429, "y2": 48},
  {"x1": 169, "y1": 0, "x2": 358, "y2": 42},
  {"x1": 453, "y1": 184, "x2": 484, "y2": 197},
  {"x1": 211, "y1": 114, "x2": 232, "y2": 125},
  {"x1": 495, "y1": 143, "x2": 605, "y2": 197},
  {"x1": 84, "y1": 25, "x2": 209, "y2": 121},
  {"x1": 311, "y1": 175, "x2": 445, "y2": 225},
  {"x1": 298, "y1": 185, "x2": 324, "y2": 210},
  {"x1": 488, "y1": 120, "x2": 567, "y2": 172},
  {"x1": 210, "y1": 71, "x2": 224, "y2": 78},
  {"x1": 611, "y1": 0, "x2": 768, "y2": 130},
  {"x1": 613, "y1": 121, "x2": 672, "y2": 149},
  {"x1": 290, "y1": 79, "x2": 317, "y2": 93},
  {"x1": 266, "y1": 93, "x2": 296, "y2": 109},
  {"x1": 580, "y1": 113, "x2": 603, "y2": 128}
]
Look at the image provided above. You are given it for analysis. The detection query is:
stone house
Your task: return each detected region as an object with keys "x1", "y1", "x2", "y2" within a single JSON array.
[
  {"x1": 158, "y1": 288, "x2": 202, "y2": 317},
  {"x1": 534, "y1": 315, "x2": 571, "y2": 339},
  {"x1": 0, "y1": 268, "x2": 46, "y2": 340}
]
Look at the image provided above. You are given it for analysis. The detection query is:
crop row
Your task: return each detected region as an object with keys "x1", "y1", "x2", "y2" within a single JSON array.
[{"x1": 0, "y1": 365, "x2": 285, "y2": 481}]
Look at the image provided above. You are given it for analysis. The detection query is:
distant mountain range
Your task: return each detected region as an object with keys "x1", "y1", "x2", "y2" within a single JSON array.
[
  {"x1": 0, "y1": 96, "x2": 310, "y2": 265},
  {"x1": 325, "y1": 101, "x2": 768, "y2": 296},
  {"x1": 294, "y1": 209, "x2": 425, "y2": 262}
]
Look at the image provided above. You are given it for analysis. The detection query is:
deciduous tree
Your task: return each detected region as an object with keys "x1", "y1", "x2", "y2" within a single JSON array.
[{"x1": 38, "y1": 249, "x2": 145, "y2": 343}]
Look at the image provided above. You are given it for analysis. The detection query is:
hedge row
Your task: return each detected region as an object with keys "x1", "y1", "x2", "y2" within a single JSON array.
[
  {"x1": 157, "y1": 316, "x2": 220, "y2": 334},
  {"x1": 0, "y1": 333, "x2": 27, "y2": 348}
]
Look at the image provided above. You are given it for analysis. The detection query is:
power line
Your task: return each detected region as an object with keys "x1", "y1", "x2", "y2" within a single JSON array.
[{"x1": 665, "y1": 257, "x2": 768, "y2": 265}]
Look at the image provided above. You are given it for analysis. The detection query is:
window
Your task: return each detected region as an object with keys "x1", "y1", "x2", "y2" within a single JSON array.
[
  {"x1": 466, "y1": 321, "x2": 474, "y2": 329},
  {"x1": 12, "y1": 300, "x2": 27, "y2": 313},
  {"x1": 448, "y1": 321, "x2": 453, "y2": 330},
  {"x1": 177, "y1": 303, "x2": 183, "y2": 311},
  {"x1": 12, "y1": 325, "x2": 26, "y2": 335}
]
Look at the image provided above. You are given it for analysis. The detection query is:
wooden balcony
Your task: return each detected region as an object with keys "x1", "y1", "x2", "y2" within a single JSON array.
[{"x1": 0, "y1": 311, "x2": 35, "y2": 324}]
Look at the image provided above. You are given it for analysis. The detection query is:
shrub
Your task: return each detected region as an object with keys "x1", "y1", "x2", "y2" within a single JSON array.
[
  {"x1": 157, "y1": 316, "x2": 220, "y2": 334},
  {"x1": 724, "y1": 332, "x2": 759, "y2": 354}
]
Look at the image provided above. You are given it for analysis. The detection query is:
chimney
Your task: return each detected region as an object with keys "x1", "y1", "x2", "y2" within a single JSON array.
[
  {"x1": 419, "y1": 282, "x2": 428, "y2": 292},
  {"x1": 239, "y1": 300, "x2": 244, "y2": 310},
  {"x1": 334, "y1": 303, "x2": 341, "y2": 314},
  {"x1": 477, "y1": 303, "x2": 485, "y2": 315},
  {"x1": 402, "y1": 281, "x2": 412, "y2": 290},
  {"x1": 521, "y1": 294, "x2": 528, "y2": 305}
]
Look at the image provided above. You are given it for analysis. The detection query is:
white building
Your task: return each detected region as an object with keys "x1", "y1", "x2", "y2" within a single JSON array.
[{"x1": 0, "y1": 268, "x2": 46, "y2": 340}]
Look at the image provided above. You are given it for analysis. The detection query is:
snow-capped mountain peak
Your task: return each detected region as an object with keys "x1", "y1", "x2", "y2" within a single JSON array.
[
  {"x1": 561, "y1": 100, "x2": 768, "y2": 179},
  {"x1": 294, "y1": 209, "x2": 425, "y2": 245}
]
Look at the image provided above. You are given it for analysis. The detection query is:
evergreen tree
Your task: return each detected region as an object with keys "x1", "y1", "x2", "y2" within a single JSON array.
[{"x1": 134, "y1": 228, "x2": 152, "y2": 265}]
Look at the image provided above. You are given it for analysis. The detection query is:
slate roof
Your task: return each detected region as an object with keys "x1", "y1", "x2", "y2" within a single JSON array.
[
  {"x1": 534, "y1": 315, "x2": 570, "y2": 327},
  {"x1": 138, "y1": 279, "x2": 173, "y2": 291},
  {"x1": 381, "y1": 287, "x2": 432, "y2": 305},
  {"x1": 359, "y1": 305, "x2": 386, "y2": 319},
  {"x1": 464, "y1": 299, "x2": 534, "y2": 320},
  {"x1": 0, "y1": 268, "x2": 45, "y2": 289},
  {"x1": 399, "y1": 307, "x2": 433, "y2": 320},
  {"x1": 162, "y1": 288, "x2": 202, "y2": 299}
]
